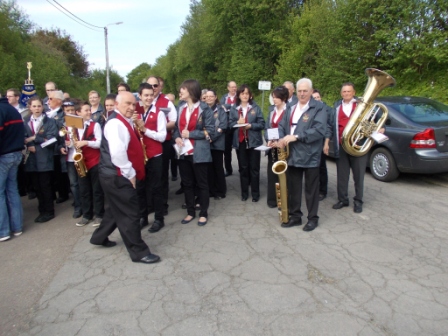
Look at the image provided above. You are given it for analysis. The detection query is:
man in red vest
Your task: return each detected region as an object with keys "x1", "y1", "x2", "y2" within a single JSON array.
[
  {"x1": 332, "y1": 83, "x2": 366, "y2": 213},
  {"x1": 90, "y1": 92, "x2": 160, "y2": 264},
  {"x1": 134, "y1": 83, "x2": 167, "y2": 233}
]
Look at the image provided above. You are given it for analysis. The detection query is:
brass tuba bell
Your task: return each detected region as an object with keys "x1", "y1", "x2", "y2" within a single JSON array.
[{"x1": 341, "y1": 68, "x2": 396, "y2": 157}]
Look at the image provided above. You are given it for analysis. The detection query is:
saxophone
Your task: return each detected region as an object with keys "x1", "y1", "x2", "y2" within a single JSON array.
[
  {"x1": 71, "y1": 128, "x2": 88, "y2": 177},
  {"x1": 272, "y1": 145, "x2": 289, "y2": 224},
  {"x1": 133, "y1": 118, "x2": 148, "y2": 164}
]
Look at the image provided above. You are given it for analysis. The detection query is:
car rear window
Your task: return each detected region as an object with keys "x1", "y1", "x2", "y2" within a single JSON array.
[{"x1": 388, "y1": 101, "x2": 448, "y2": 126}]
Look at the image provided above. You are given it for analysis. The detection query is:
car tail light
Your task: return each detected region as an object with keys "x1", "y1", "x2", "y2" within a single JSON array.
[{"x1": 410, "y1": 128, "x2": 436, "y2": 148}]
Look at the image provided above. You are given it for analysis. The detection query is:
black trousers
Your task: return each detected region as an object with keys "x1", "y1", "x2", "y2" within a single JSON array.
[
  {"x1": 171, "y1": 156, "x2": 178, "y2": 178},
  {"x1": 53, "y1": 155, "x2": 70, "y2": 199},
  {"x1": 224, "y1": 128, "x2": 234, "y2": 173},
  {"x1": 208, "y1": 150, "x2": 226, "y2": 198},
  {"x1": 319, "y1": 152, "x2": 328, "y2": 195},
  {"x1": 141, "y1": 155, "x2": 164, "y2": 222},
  {"x1": 287, "y1": 166, "x2": 319, "y2": 222},
  {"x1": 236, "y1": 142, "x2": 261, "y2": 199},
  {"x1": 336, "y1": 146, "x2": 368, "y2": 203},
  {"x1": 32, "y1": 171, "x2": 54, "y2": 215},
  {"x1": 179, "y1": 156, "x2": 209, "y2": 218},
  {"x1": 266, "y1": 149, "x2": 278, "y2": 207},
  {"x1": 91, "y1": 175, "x2": 151, "y2": 261},
  {"x1": 161, "y1": 140, "x2": 174, "y2": 212},
  {"x1": 78, "y1": 164, "x2": 104, "y2": 219}
]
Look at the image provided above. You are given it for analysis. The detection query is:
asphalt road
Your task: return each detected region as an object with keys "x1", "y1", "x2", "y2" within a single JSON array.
[{"x1": 1, "y1": 157, "x2": 447, "y2": 336}]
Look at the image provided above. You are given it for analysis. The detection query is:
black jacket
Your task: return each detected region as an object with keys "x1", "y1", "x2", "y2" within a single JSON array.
[{"x1": 0, "y1": 98, "x2": 25, "y2": 156}]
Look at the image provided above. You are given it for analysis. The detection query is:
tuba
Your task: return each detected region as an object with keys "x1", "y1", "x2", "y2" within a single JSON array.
[
  {"x1": 272, "y1": 145, "x2": 289, "y2": 224},
  {"x1": 341, "y1": 68, "x2": 396, "y2": 157},
  {"x1": 71, "y1": 128, "x2": 88, "y2": 177}
]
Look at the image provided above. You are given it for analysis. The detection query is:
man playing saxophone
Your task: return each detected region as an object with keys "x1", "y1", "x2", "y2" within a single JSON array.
[{"x1": 277, "y1": 78, "x2": 326, "y2": 232}]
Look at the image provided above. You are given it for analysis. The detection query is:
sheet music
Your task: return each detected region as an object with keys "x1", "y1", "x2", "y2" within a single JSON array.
[
  {"x1": 370, "y1": 131, "x2": 389, "y2": 143},
  {"x1": 173, "y1": 139, "x2": 194, "y2": 157},
  {"x1": 267, "y1": 128, "x2": 279, "y2": 140},
  {"x1": 41, "y1": 137, "x2": 57, "y2": 148}
]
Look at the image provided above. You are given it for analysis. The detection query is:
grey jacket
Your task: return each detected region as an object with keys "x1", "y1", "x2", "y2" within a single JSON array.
[
  {"x1": 229, "y1": 103, "x2": 265, "y2": 149},
  {"x1": 287, "y1": 95, "x2": 298, "y2": 108},
  {"x1": 264, "y1": 105, "x2": 290, "y2": 142},
  {"x1": 24, "y1": 115, "x2": 58, "y2": 172},
  {"x1": 210, "y1": 104, "x2": 228, "y2": 151},
  {"x1": 173, "y1": 101, "x2": 214, "y2": 163},
  {"x1": 278, "y1": 99, "x2": 326, "y2": 168}
]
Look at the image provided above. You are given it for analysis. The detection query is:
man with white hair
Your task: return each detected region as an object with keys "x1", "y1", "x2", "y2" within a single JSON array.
[
  {"x1": 278, "y1": 78, "x2": 326, "y2": 232},
  {"x1": 283, "y1": 81, "x2": 298, "y2": 107}
]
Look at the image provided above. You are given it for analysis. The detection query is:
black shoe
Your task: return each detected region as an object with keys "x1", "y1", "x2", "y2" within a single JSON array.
[
  {"x1": 303, "y1": 221, "x2": 318, "y2": 232},
  {"x1": 148, "y1": 220, "x2": 165, "y2": 233},
  {"x1": 72, "y1": 210, "x2": 82, "y2": 219},
  {"x1": 37, "y1": 213, "x2": 55, "y2": 223},
  {"x1": 198, "y1": 218, "x2": 207, "y2": 226},
  {"x1": 252, "y1": 198, "x2": 259, "y2": 202},
  {"x1": 34, "y1": 214, "x2": 44, "y2": 223},
  {"x1": 319, "y1": 194, "x2": 326, "y2": 201},
  {"x1": 354, "y1": 202, "x2": 363, "y2": 213},
  {"x1": 181, "y1": 203, "x2": 187, "y2": 209},
  {"x1": 134, "y1": 254, "x2": 161, "y2": 264},
  {"x1": 172, "y1": 176, "x2": 178, "y2": 181},
  {"x1": 175, "y1": 188, "x2": 184, "y2": 195},
  {"x1": 28, "y1": 192, "x2": 37, "y2": 200},
  {"x1": 225, "y1": 171, "x2": 232, "y2": 177},
  {"x1": 102, "y1": 240, "x2": 117, "y2": 247},
  {"x1": 281, "y1": 217, "x2": 302, "y2": 228},
  {"x1": 181, "y1": 216, "x2": 195, "y2": 224},
  {"x1": 55, "y1": 196, "x2": 68, "y2": 204},
  {"x1": 214, "y1": 196, "x2": 221, "y2": 200},
  {"x1": 332, "y1": 201, "x2": 349, "y2": 209},
  {"x1": 241, "y1": 196, "x2": 248, "y2": 201},
  {"x1": 140, "y1": 218, "x2": 149, "y2": 229},
  {"x1": 267, "y1": 204, "x2": 277, "y2": 208}
]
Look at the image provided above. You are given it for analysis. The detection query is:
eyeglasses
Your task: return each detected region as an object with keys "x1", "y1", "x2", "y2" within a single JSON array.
[
  {"x1": 6, "y1": 95, "x2": 15, "y2": 98},
  {"x1": 46, "y1": 89, "x2": 55, "y2": 92},
  {"x1": 148, "y1": 84, "x2": 159, "y2": 88}
]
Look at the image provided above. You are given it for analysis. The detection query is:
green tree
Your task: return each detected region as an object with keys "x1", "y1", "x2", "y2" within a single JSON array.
[{"x1": 126, "y1": 62, "x2": 152, "y2": 91}]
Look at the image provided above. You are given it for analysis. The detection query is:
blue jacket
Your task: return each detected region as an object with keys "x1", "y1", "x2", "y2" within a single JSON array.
[
  {"x1": 229, "y1": 102, "x2": 265, "y2": 149},
  {"x1": 0, "y1": 98, "x2": 25, "y2": 156},
  {"x1": 210, "y1": 104, "x2": 228, "y2": 151}
]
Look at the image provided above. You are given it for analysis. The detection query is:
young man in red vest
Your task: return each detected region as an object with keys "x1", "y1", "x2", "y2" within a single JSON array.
[
  {"x1": 146, "y1": 76, "x2": 177, "y2": 216},
  {"x1": 134, "y1": 83, "x2": 167, "y2": 233},
  {"x1": 90, "y1": 92, "x2": 160, "y2": 264},
  {"x1": 73, "y1": 102, "x2": 105, "y2": 227}
]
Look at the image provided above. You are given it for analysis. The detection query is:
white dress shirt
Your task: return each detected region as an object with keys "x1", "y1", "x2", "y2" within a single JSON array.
[
  {"x1": 236, "y1": 104, "x2": 252, "y2": 119},
  {"x1": 342, "y1": 99, "x2": 357, "y2": 117},
  {"x1": 46, "y1": 108, "x2": 59, "y2": 119},
  {"x1": 143, "y1": 105, "x2": 167, "y2": 143},
  {"x1": 30, "y1": 115, "x2": 43, "y2": 134},
  {"x1": 271, "y1": 105, "x2": 286, "y2": 124},
  {"x1": 103, "y1": 116, "x2": 136, "y2": 180},
  {"x1": 290, "y1": 102, "x2": 310, "y2": 135},
  {"x1": 77, "y1": 120, "x2": 102, "y2": 149}
]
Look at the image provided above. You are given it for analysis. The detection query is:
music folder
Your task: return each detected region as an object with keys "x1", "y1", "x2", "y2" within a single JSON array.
[{"x1": 65, "y1": 115, "x2": 84, "y2": 129}]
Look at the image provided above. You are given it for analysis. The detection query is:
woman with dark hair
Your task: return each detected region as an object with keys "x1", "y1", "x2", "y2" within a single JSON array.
[
  {"x1": 205, "y1": 89, "x2": 227, "y2": 200},
  {"x1": 265, "y1": 86, "x2": 290, "y2": 208},
  {"x1": 173, "y1": 79, "x2": 214, "y2": 226},
  {"x1": 229, "y1": 84, "x2": 265, "y2": 202}
]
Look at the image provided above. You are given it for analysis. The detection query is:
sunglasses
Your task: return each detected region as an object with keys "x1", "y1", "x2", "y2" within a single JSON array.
[{"x1": 148, "y1": 84, "x2": 159, "y2": 88}]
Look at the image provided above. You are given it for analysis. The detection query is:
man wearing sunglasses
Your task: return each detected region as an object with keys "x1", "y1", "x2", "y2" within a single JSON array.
[
  {"x1": 43, "y1": 82, "x2": 57, "y2": 112},
  {"x1": 146, "y1": 76, "x2": 177, "y2": 216}
]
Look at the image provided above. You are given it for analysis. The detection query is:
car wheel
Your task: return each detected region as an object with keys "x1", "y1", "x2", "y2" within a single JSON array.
[{"x1": 370, "y1": 148, "x2": 400, "y2": 182}]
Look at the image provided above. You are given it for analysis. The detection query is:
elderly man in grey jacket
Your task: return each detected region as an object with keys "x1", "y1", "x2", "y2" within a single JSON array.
[{"x1": 278, "y1": 78, "x2": 326, "y2": 232}]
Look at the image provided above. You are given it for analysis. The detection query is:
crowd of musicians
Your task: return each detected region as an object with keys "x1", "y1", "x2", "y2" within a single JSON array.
[{"x1": 0, "y1": 76, "x2": 374, "y2": 264}]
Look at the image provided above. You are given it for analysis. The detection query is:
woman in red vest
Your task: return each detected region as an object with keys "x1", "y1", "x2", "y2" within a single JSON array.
[{"x1": 173, "y1": 79, "x2": 214, "y2": 226}]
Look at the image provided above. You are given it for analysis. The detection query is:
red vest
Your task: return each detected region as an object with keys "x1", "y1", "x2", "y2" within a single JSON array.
[
  {"x1": 338, "y1": 102, "x2": 357, "y2": 143},
  {"x1": 155, "y1": 94, "x2": 172, "y2": 141},
  {"x1": 238, "y1": 107, "x2": 249, "y2": 143},
  {"x1": 138, "y1": 107, "x2": 163, "y2": 159},
  {"x1": 80, "y1": 122, "x2": 100, "y2": 170},
  {"x1": 271, "y1": 109, "x2": 284, "y2": 128},
  {"x1": 226, "y1": 95, "x2": 235, "y2": 105},
  {"x1": 135, "y1": 101, "x2": 145, "y2": 115},
  {"x1": 115, "y1": 114, "x2": 146, "y2": 180},
  {"x1": 179, "y1": 105, "x2": 199, "y2": 155}
]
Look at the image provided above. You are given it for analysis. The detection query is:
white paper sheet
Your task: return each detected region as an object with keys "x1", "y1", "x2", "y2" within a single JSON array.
[
  {"x1": 40, "y1": 137, "x2": 57, "y2": 148},
  {"x1": 370, "y1": 131, "x2": 389, "y2": 143},
  {"x1": 254, "y1": 145, "x2": 272, "y2": 151},
  {"x1": 267, "y1": 128, "x2": 279, "y2": 140},
  {"x1": 233, "y1": 123, "x2": 249, "y2": 128},
  {"x1": 173, "y1": 139, "x2": 194, "y2": 157}
]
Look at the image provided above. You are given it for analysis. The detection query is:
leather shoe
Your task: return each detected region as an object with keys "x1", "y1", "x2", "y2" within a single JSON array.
[
  {"x1": 140, "y1": 218, "x2": 149, "y2": 229},
  {"x1": 102, "y1": 240, "x2": 116, "y2": 247},
  {"x1": 214, "y1": 196, "x2": 221, "y2": 200},
  {"x1": 225, "y1": 171, "x2": 232, "y2": 177},
  {"x1": 36, "y1": 213, "x2": 55, "y2": 223},
  {"x1": 72, "y1": 210, "x2": 82, "y2": 219},
  {"x1": 319, "y1": 194, "x2": 326, "y2": 201},
  {"x1": 34, "y1": 214, "x2": 44, "y2": 223},
  {"x1": 252, "y1": 198, "x2": 259, "y2": 202},
  {"x1": 134, "y1": 254, "x2": 161, "y2": 264},
  {"x1": 181, "y1": 216, "x2": 195, "y2": 224},
  {"x1": 55, "y1": 196, "x2": 68, "y2": 204},
  {"x1": 281, "y1": 217, "x2": 302, "y2": 228},
  {"x1": 267, "y1": 204, "x2": 277, "y2": 208},
  {"x1": 175, "y1": 188, "x2": 184, "y2": 195},
  {"x1": 303, "y1": 221, "x2": 318, "y2": 232},
  {"x1": 148, "y1": 220, "x2": 165, "y2": 233},
  {"x1": 332, "y1": 201, "x2": 349, "y2": 209},
  {"x1": 198, "y1": 218, "x2": 207, "y2": 226},
  {"x1": 241, "y1": 196, "x2": 248, "y2": 201},
  {"x1": 354, "y1": 202, "x2": 363, "y2": 213}
]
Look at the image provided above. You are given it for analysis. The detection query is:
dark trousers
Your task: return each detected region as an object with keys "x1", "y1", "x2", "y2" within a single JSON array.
[
  {"x1": 266, "y1": 149, "x2": 278, "y2": 207},
  {"x1": 236, "y1": 142, "x2": 261, "y2": 199},
  {"x1": 287, "y1": 166, "x2": 319, "y2": 222},
  {"x1": 336, "y1": 146, "x2": 368, "y2": 203},
  {"x1": 319, "y1": 152, "x2": 328, "y2": 195},
  {"x1": 78, "y1": 164, "x2": 104, "y2": 219},
  {"x1": 208, "y1": 150, "x2": 226, "y2": 198},
  {"x1": 91, "y1": 175, "x2": 151, "y2": 261},
  {"x1": 53, "y1": 156, "x2": 69, "y2": 199},
  {"x1": 33, "y1": 171, "x2": 54, "y2": 215},
  {"x1": 161, "y1": 140, "x2": 174, "y2": 212},
  {"x1": 224, "y1": 128, "x2": 234, "y2": 173},
  {"x1": 66, "y1": 162, "x2": 81, "y2": 212},
  {"x1": 17, "y1": 160, "x2": 33, "y2": 196},
  {"x1": 171, "y1": 157, "x2": 178, "y2": 178},
  {"x1": 140, "y1": 155, "x2": 164, "y2": 222},
  {"x1": 179, "y1": 156, "x2": 209, "y2": 218}
]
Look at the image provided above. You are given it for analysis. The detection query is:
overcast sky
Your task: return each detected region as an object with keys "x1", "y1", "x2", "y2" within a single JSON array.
[{"x1": 15, "y1": 0, "x2": 191, "y2": 79}]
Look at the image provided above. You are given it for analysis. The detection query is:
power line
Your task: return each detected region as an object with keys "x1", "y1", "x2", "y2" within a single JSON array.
[
  {"x1": 45, "y1": 0, "x2": 102, "y2": 32},
  {"x1": 51, "y1": 0, "x2": 103, "y2": 29}
]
